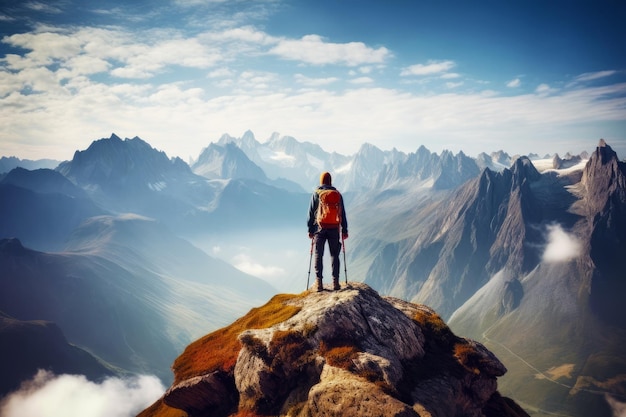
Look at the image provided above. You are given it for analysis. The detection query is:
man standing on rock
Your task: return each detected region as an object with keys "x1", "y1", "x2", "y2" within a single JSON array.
[{"x1": 307, "y1": 171, "x2": 348, "y2": 292}]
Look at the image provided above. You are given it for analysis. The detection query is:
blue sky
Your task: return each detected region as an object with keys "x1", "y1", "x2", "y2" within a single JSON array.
[{"x1": 1, "y1": 0, "x2": 625, "y2": 161}]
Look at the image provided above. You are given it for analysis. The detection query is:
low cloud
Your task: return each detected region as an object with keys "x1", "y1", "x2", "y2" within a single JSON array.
[
  {"x1": 0, "y1": 370, "x2": 164, "y2": 417},
  {"x1": 542, "y1": 224, "x2": 582, "y2": 263},
  {"x1": 233, "y1": 253, "x2": 285, "y2": 278}
]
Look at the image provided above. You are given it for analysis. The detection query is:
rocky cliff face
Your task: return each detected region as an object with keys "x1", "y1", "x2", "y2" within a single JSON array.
[
  {"x1": 139, "y1": 283, "x2": 528, "y2": 417},
  {"x1": 581, "y1": 139, "x2": 626, "y2": 326}
]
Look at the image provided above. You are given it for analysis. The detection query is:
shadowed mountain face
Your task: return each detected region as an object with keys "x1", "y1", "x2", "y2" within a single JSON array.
[
  {"x1": 139, "y1": 283, "x2": 529, "y2": 417},
  {"x1": 0, "y1": 168, "x2": 105, "y2": 251},
  {"x1": 582, "y1": 140, "x2": 626, "y2": 327},
  {"x1": 364, "y1": 156, "x2": 548, "y2": 317},
  {"x1": 0, "y1": 310, "x2": 115, "y2": 396}
]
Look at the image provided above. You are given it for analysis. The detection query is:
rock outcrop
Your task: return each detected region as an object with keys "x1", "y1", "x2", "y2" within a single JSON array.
[{"x1": 139, "y1": 283, "x2": 528, "y2": 417}]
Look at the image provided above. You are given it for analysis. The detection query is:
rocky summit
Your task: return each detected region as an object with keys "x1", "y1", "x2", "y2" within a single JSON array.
[{"x1": 139, "y1": 283, "x2": 528, "y2": 417}]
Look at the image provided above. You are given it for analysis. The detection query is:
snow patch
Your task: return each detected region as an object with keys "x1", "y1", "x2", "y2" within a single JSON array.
[
  {"x1": 533, "y1": 158, "x2": 588, "y2": 175},
  {"x1": 306, "y1": 153, "x2": 324, "y2": 171},
  {"x1": 335, "y1": 160, "x2": 353, "y2": 173}
]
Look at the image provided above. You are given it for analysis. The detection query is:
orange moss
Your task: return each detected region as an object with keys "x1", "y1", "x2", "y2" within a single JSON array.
[
  {"x1": 319, "y1": 340, "x2": 359, "y2": 370},
  {"x1": 269, "y1": 329, "x2": 311, "y2": 370},
  {"x1": 137, "y1": 399, "x2": 187, "y2": 417},
  {"x1": 171, "y1": 293, "x2": 304, "y2": 384},
  {"x1": 230, "y1": 411, "x2": 265, "y2": 417},
  {"x1": 412, "y1": 308, "x2": 456, "y2": 347},
  {"x1": 453, "y1": 341, "x2": 482, "y2": 374}
]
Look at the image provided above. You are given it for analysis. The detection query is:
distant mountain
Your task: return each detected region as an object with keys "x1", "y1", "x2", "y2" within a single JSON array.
[
  {"x1": 340, "y1": 143, "x2": 404, "y2": 192},
  {"x1": 217, "y1": 130, "x2": 351, "y2": 191},
  {"x1": 1, "y1": 167, "x2": 88, "y2": 199},
  {"x1": 139, "y1": 283, "x2": 528, "y2": 417},
  {"x1": 191, "y1": 142, "x2": 304, "y2": 192},
  {"x1": 56, "y1": 134, "x2": 213, "y2": 227},
  {"x1": 214, "y1": 132, "x2": 483, "y2": 192},
  {"x1": 192, "y1": 142, "x2": 267, "y2": 180},
  {"x1": 0, "y1": 156, "x2": 60, "y2": 174},
  {"x1": 376, "y1": 146, "x2": 479, "y2": 189},
  {"x1": 0, "y1": 309, "x2": 115, "y2": 396},
  {"x1": 476, "y1": 150, "x2": 512, "y2": 171},
  {"x1": 54, "y1": 134, "x2": 308, "y2": 233},
  {"x1": 0, "y1": 168, "x2": 105, "y2": 251},
  {"x1": 355, "y1": 140, "x2": 625, "y2": 417},
  {"x1": 0, "y1": 215, "x2": 276, "y2": 385}
]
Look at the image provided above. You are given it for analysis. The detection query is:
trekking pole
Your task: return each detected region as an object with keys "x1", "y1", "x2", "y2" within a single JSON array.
[
  {"x1": 306, "y1": 237, "x2": 314, "y2": 291},
  {"x1": 341, "y1": 233, "x2": 348, "y2": 285}
]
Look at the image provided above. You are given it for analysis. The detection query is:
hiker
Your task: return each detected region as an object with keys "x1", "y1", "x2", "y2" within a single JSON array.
[{"x1": 307, "y1": 171, "x2": 348, "y2": 292}]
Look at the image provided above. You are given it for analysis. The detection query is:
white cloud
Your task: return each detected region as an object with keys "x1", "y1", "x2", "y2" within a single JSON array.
[
  {"x1": 1, "y1": 22, "x2": 625, "y2": 160},
  {"x1": 204, "y1": 26, "x2": 275, "y2": 45},
  {"x1": 0, "y1": 370, "x2": 164, "y2": 417},
  {"x1": 507, "y1": 78, "x2": 521, "y2": 88},
  {"x1": 446, "y1": 81, "x2": 463, "y2": 89},
  {"x1": 535, "y1": 83, "x2": 555, "y2": 95},
  {"x1": 233, "y1": 254, "x2": 285, "y2": 278},
  {"x1": 25, "y1": 1, "x2": 63, "y2": 14},
  {"x1": 269, "y1": 34, "x2": 391, "y2": 66},
  {"x1": 350, "y1": 76, "x2": 374, "y2": 84},
  {"x1": 208, "y1": 67, "x2": 234, "y2": 78},
  {"x1": 294, "y1": 74, "x2": 338, "y2": 86},
  {"x1": 542, "y1": 224, "x2": 582, "y2": 263},
  {"x1": 574, "y1": 70, "x2": 617, "y2": 83},
  {"x1": 400, "y1": 60, "x2": 455, "y2": 76}
]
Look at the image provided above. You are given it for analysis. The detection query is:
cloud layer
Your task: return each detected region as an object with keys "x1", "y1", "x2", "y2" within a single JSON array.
[
  {"x1": 1, "y1": 2, "x2": 625, "y2": 161},
  {"x1": 0, "y1": 370, "x2": 164, "y2": 417}
]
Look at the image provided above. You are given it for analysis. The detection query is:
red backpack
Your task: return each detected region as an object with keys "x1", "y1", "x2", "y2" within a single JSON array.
[{"x1": 316, "y1": 189, "x2": 342, "y2": 228}]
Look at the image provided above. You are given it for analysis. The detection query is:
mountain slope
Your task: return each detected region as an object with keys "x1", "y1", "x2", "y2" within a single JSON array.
[
  {"x1": 364, "y1": 156, "x2": 548, "y2": 318},
  {"x1": 0, "y1": 172, "x2": 105, "y2": 251},
  {"x1": 0, "y1": 215, "x2": 276, "y2": 384},
  {"x1": 139, "y1": 283, "x2": 528, "y2": 417},
  {"x1": 0, "y1": 310, "x2": 115, "y2": 396},
  {"x1": 444, "y1": 140, "x2": 626, "y2": 417}
]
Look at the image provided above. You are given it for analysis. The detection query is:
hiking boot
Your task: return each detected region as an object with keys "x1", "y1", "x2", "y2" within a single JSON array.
[
  {"x1": 332, "y1": 277, "x2": 340, "y2": 291},
  {"x1": 316, "y1": 277, "x2": 324, "y2": 292}
]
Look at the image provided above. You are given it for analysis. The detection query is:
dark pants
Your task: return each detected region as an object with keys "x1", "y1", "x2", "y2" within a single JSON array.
[{"x1": 314, "y1": 228, "x2": 341, "y2": 280}]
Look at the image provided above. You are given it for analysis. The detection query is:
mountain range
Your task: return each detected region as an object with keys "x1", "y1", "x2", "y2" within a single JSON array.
[{"x1": 0, "y1": 131, "x2": 623, "y2": 417}]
